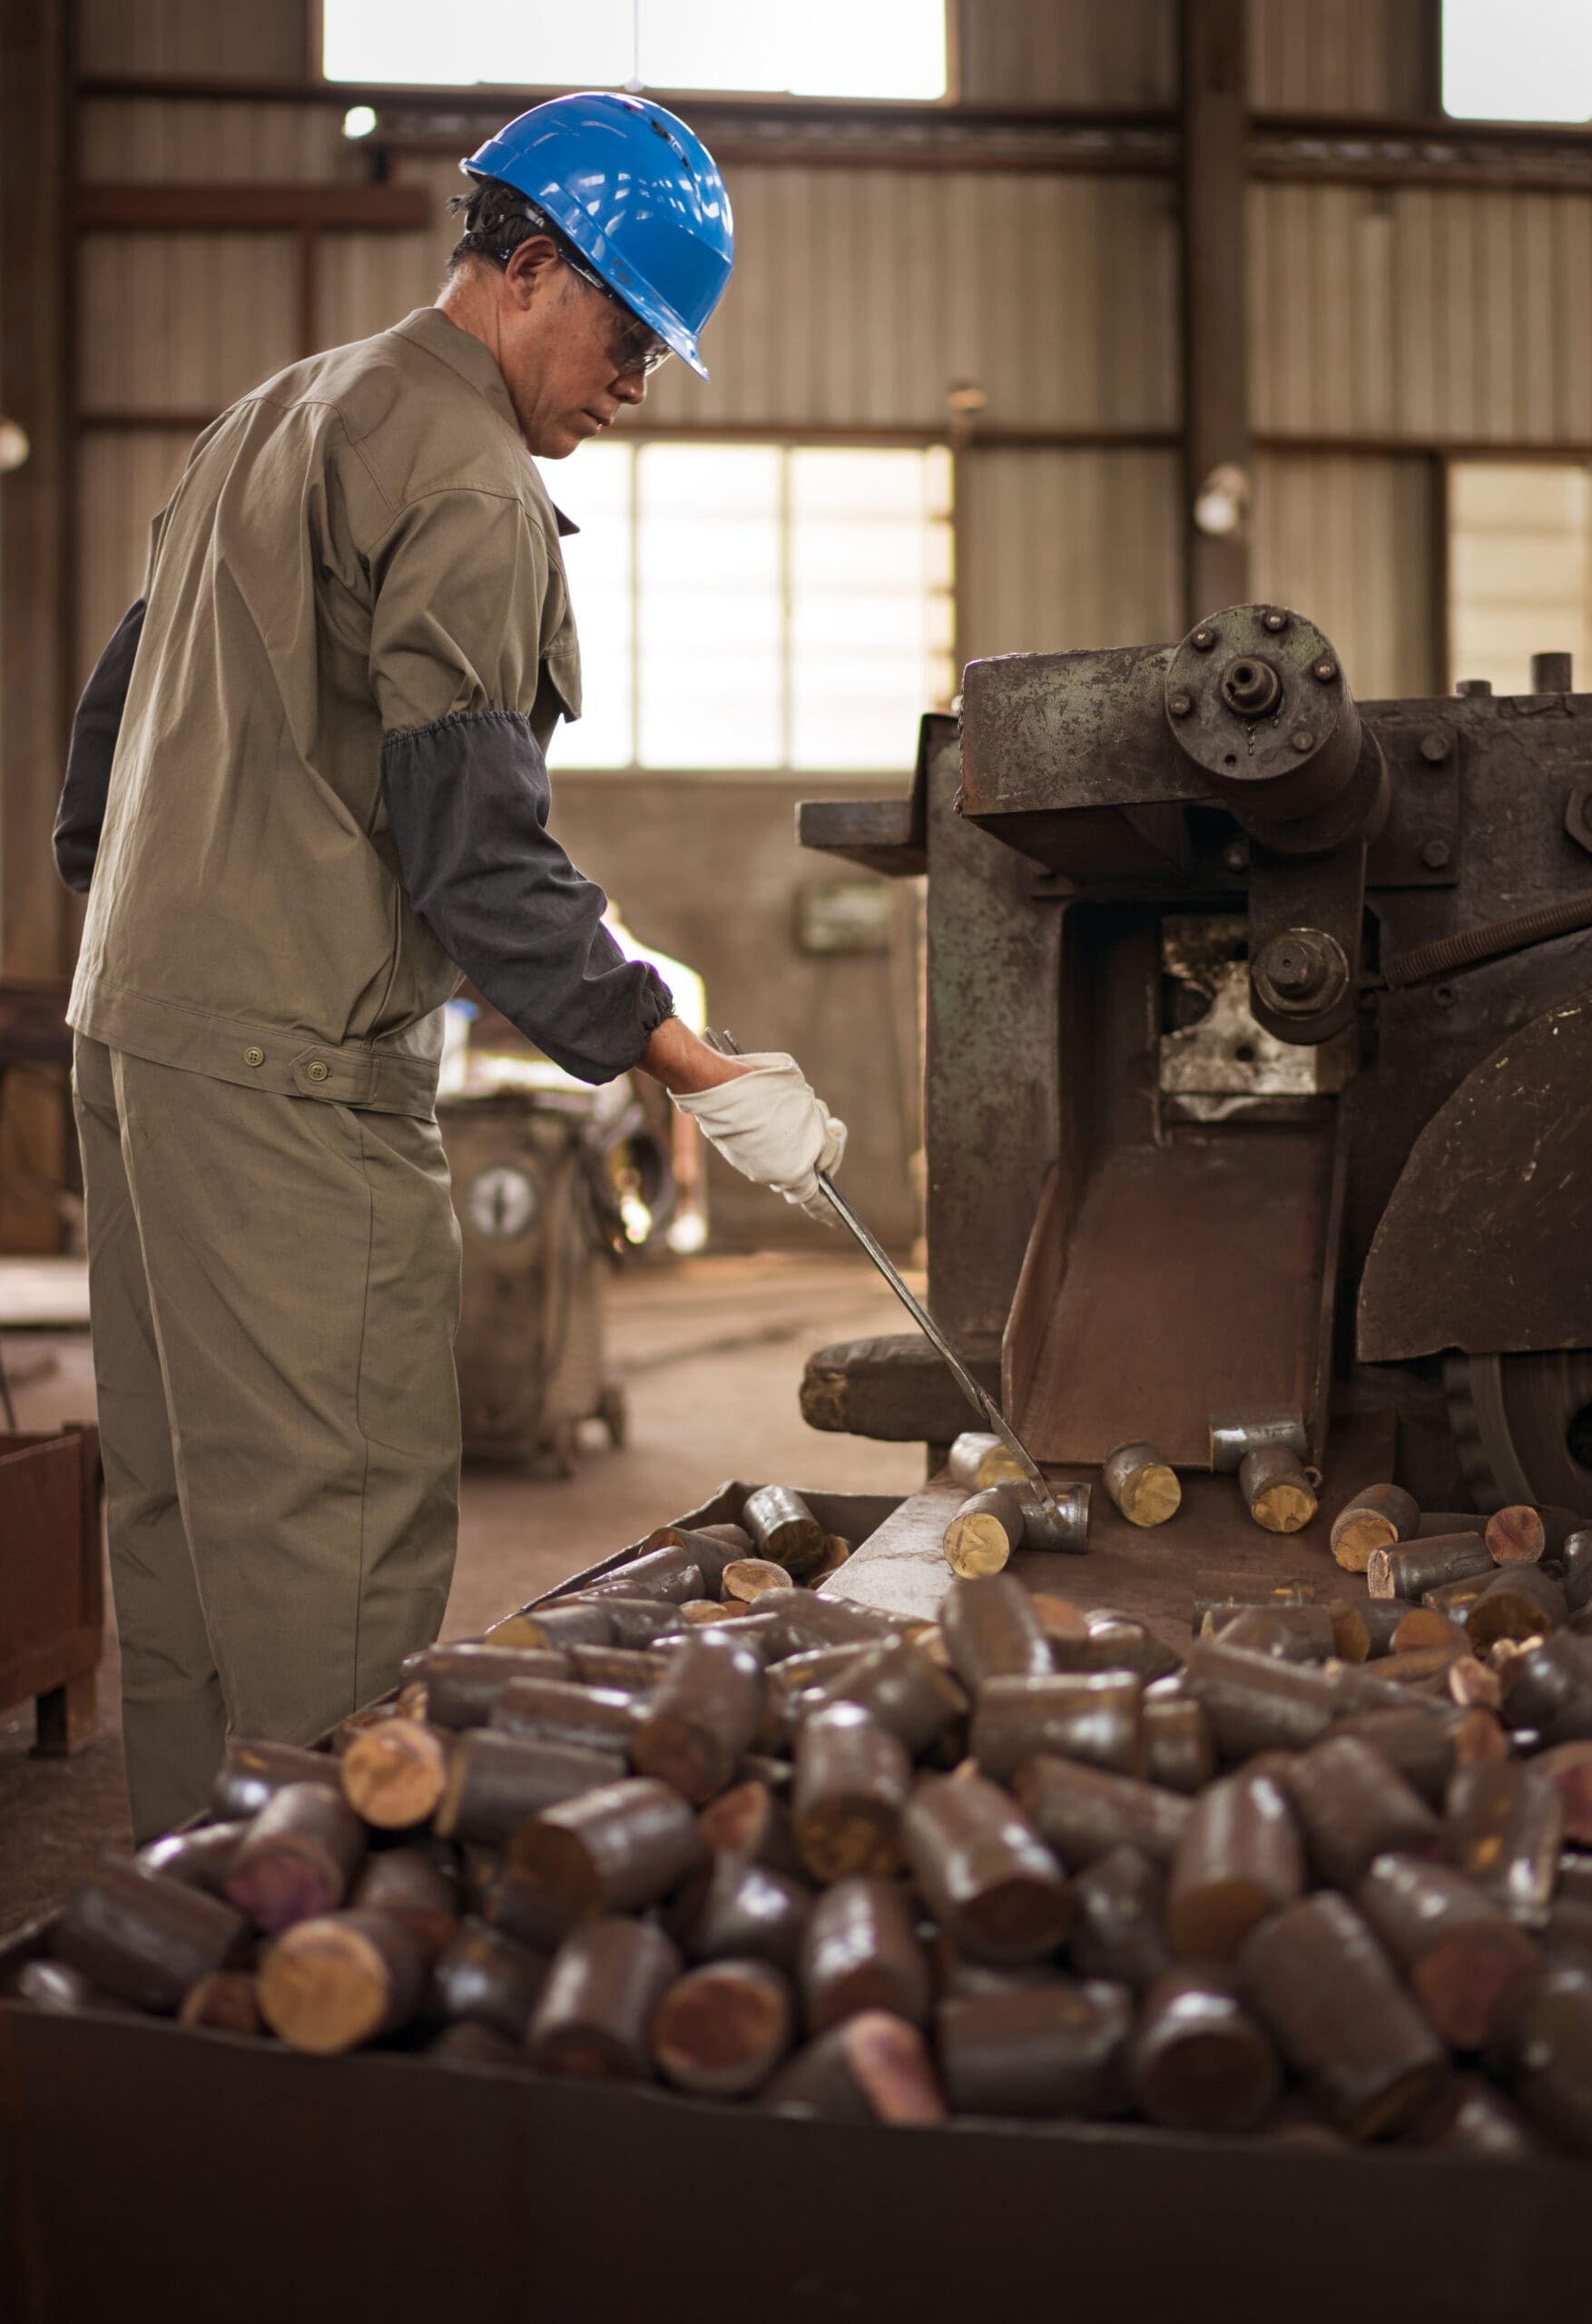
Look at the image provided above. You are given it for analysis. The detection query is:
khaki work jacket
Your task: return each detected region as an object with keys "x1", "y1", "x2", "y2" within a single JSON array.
[{"x1": 66, "y1": 307, "x2": 640, "y2": 1118}]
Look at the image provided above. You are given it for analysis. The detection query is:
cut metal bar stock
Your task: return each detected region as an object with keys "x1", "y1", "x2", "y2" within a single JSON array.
[{"x1": 709, "y1": 1031, "x2": 1066, "y2": 1529}]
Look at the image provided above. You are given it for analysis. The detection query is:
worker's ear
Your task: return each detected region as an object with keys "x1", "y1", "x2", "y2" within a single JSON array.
[{"x1": 503, "y1": 235, "x2": 564, "y2": 310}]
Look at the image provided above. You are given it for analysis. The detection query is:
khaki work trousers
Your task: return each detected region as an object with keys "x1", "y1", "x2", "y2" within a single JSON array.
[{"x1": 73, "y1": 1035, "x2": 462, "y2": 1843}]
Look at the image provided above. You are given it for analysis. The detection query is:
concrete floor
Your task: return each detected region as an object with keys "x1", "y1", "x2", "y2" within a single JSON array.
[{"x1": 0, "y1": 1254, "x2": 922, "y2": 1936}]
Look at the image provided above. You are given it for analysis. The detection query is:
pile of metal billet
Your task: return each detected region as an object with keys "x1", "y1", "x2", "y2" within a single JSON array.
[{"x1": 13, "y1": 1483, "x2": 1592, "y2": 2161}]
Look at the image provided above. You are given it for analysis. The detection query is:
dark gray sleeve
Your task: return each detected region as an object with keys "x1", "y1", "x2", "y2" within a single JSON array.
[
  {"x1": 379, "y1": 708, "x2": 673, "y2": 1085},
  {"x1": 54, "y1": 599, "x2": 145, "y2": 892}
]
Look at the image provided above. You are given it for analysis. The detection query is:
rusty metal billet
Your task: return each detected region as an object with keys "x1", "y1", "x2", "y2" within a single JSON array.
[
  {"x1": 222, "y1": 1781, "x2": 368, "y2": 1937},
  {"x1": 339, "y1": 1719, "x2": 452, "y2": 1830},
  {"x1": 902, "y1": 1773, "x2": 1072, "y2": 1965},
  {"x1": 1142, "y1": 1697, "x2": 1215, "y2": 1794},
  {"x1": 792, "y1": 1702, "x2": 912, "y2": 1881},
  {"x1": 1068, "y1": 1615, "x2": 1183, "y2": 1684},
  {"x1": 799, "y1": 1876, "x2": 931, "y2": 2033},
  {"x1": 432, "y1": 1728, "x2": 626, "y2": 1847},
  {"x1": 811, "y1": 1633, "x2": 966, "y2": 1758},
  {"x1": 211, "y1": 1738, "x2": 343, "y2": 1824},
  {"x1": 970, "y1": 1673, "x2": 1145, "y2": 1785},
  {"x1": 651, "y1": 1958, "x2": 795, "y2": 2097},
  {"x1": 1189, "y1": 1569, "x2": 1319, "y2": 1626},
  {"x1": 1241, "y1": 1892, "x2": 1446, "y2": 2138},
  {"x1": 938, "y1": 1981, "x2": 1134, "y2": 2120},
  {"x1": 1499, "y1": 1634, "x2": 1592, "y2": 1748},
  {"x1": 1368, "y1": 1532, "x2": 1496, "y2": 1601},
  {"x1": 1206, "y1": 1408, "x2": 1309, "y2": 1474},
  {"x1": 947, "y1": 1429, "x2": 1027, "y2": 1493},
  {"x1": 136, "y1": 1820, "x2": 248, "y2": 1895},
  {"x1": 487, "y1": 1599, "x2": 614, "y2": 1649},
  {"x1": 1326, "y1": 1706, "x2": 1486, "y2": 1808},
  {"x1": 631, "y1": 1631, "x2": 763, "y2": 1805},
  {"x1": 742, "y1": 1485, "x2": 827, "y2": 1581},
  {"x1": 939, "y1": 1572, "x2": 1053, "y2": 1691},
  {"x1": 1166, "y1": 1769, "x2": 1305, "y2": 1959},
  {"x1": 576, "y1": 1547, "x2": 706, "y2": 1607},
  {"x1": 1102, "y1": 1441, "x2": 1181, "y2": 1528},
  {"x1": 1464, "y1": 1565, "x2": 1569, "y2": 1655},
  {"x1": 403, "y1": 1643, "x2": 569, "y2": 1729},
  {"x1": 1486, "y1": 1505, "x2": 1547, "y2": 1566},
  {"x1": 1182, "y1": 1640, "x2": 1341, "y2": 1757},
  {"x1": 1132, "y1": 1965, "x2": 1281, "y2": 2132},
  {"x1": 697, "y1": 1777, "x2": 802, "y2": 1876},
  {"x1": 1009, "y1": 1755, "x2": 1192, "y2": 1871},
  {"x1": 347, "y1": 1848, "x2": 457, "y2": 1966},
  {"x1": 257, "y1": 1909, "x2": 429, "y2": 2056},
  {"x1": 1447, "y1": 1760, "x2": 1565, "y2": 1929},
  {"x1": 638, "y1": 1524, "x2": 749, "y2": 1595},
  {"x1": 761, "y1": 2010, "x2": 947, "y2": 2123},
  {"x1": 1355, "y1": 1855, "x2": 1538, "y2": 2049},
  {"x1": 176, "y1": 1972, "x2": 265, "y2": 2038},
  {"x1": 1491, "y1": 1965, "x2": 1592, "y2": 2155},
  {"x1": 1067, "y1": 1846, "x2": 1171, "y2": 1993},
  {"x1": 429, "y1": 1920, "x2": 548, "y2": 2043},
  {"x1": 1203, "y1": 1604, "x2": 1337, "y2": 1662},
  {"x1": 563, "y1": 1644, "x2": 673, "y2": 1697},
  {"x1": 942, "y1": 1480, "x2": 1090, "y2": 1577},
  {"x1": 1330, "y1": 1482, "x2": 1420, "y2": 1575},
  {"x1": 1282, "y1": 1735, "x2": 1441, "y2": 1890},
  {"x1": 509, "y1": 1777, "x2": 704, "y2": 1924},
  {"x1": 673, "y1": 1850, "x2": 811, "y2": 1974},
  {"x1": 486, "y1": 1676, "x2": 638, "y2": 1758},
  {"x1": 1238, "y1": 1443, "x2": 1319, "y2": 1535},
  {"x1": 50, "y1": 1857, "x2": 248, "y2": 2014},
  {"x1": 526, "y1": 1916, "x2": 681, "y2": 2081}
]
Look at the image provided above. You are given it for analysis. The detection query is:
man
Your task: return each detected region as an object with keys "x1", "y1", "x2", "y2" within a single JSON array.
[{"x1": 53, "y1": 93, "x2": 844, "y2": 1844}]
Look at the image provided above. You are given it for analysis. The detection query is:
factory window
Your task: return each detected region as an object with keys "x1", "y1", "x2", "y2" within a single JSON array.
[
  {"x1": 549, "y1": 441, "x2": 955, "y2": 773},
  {"x1": 1442, "y1": 0, "x2": 1592, "y2": 121},
  {"x1": 1448, "y1": 461, "x2": 1592, "y2": 695},
  {"x1": 321, "y1": 0, "x2": 948, "y2": 101}
]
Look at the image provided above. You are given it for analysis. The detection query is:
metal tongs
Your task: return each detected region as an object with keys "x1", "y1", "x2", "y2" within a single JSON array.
[{"x1": 708, "y1": 1031, "x2": 1066, "y2": 1526}]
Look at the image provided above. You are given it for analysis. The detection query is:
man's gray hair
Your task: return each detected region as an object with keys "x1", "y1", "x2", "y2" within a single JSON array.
[{"x1": 447, "y1": 177, "x2": 567, "y2": 274}]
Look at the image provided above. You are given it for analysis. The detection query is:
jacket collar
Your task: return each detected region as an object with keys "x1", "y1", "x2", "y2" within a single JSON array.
[{"x1": 389, "y1": 308, "x2": 580, "y2": 536}]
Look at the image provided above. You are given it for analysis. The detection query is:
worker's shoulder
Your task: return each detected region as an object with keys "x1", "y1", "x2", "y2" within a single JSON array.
[{"x1": 245, "y1": 317, "x2": 555, "y2": 537}]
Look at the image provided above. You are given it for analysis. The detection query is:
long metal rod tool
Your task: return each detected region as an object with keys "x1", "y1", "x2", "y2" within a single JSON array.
[
  {"x1": 708, "y1": 1029, "x2": 1065, "y2": 1521},
  {"x1": 815, "y1": 1172, "x2": 1066, "y2": 1524}
]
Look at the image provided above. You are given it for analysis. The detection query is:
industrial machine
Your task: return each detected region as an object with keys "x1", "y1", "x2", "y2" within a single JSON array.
[{"x1": 799, "y1": 607, "x2": 1592, "y2": 1514}]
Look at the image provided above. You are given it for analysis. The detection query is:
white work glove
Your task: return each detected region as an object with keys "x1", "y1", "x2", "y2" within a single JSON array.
[{"x1": 671, "y1": 1051, "x2": 847, "y2": 1225}]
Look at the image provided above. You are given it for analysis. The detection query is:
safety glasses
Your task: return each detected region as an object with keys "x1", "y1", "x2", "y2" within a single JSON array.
[{"x1": 560, "y1": 250, "x2": 673, "y2": 379}]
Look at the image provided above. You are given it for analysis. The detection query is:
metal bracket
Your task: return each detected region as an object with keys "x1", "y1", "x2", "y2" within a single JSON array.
[{"x1": 1366, "y1": 719, "x2": 1462, "y2": 888}]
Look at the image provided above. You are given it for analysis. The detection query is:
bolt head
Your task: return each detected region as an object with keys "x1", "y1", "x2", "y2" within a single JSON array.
[
  {"x1": 1420, "y1": 730, "x2": 1451, "y2": 763},
  {"x1": 1168, "y1": 690, "x2": 1193, "y2": 718},
  {"x1": 1263, "y1": 611, "x2": 1287, "y2": 633},
  {"x1": 1222, "y1": 841, "x2": 1248, "y2": 872},
  {"x1": 1433, "y1": 985, "x2": 1458, "y2": 1009},
  {"x1": 1421, "y1": 837, "x2": 1451, "y2": 870},
  {"x1": 1312, "y1": 659, "x2": 1339, "y2": 684},
  {"x1": 1191, "y1": 628, "x2": 1215, "y2": 653},
  {"x1": 1290, "y1": 729, "x2": 1315, "y2": 753}
]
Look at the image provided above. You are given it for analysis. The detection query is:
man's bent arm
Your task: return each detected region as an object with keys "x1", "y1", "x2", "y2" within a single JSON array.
[{"x1": 54, "y1": 599, "x2": 145, "y2": 892}]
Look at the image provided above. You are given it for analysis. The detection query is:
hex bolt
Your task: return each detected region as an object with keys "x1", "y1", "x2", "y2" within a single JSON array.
[
  {"x1": 1168, "y1": 690, "x2": 1194, "y2": 718},
  {"x1": 1419, "y1": 731, "x2": 1451, "y2": 763},
  {"x1": 1421, "y1": 838, "x2": 1451, "y2": 870},
  {"x1": 1192, "y1": 628, "x2": 1216, "y2": 653},
  {"x1": 1290, "y1": 729, "x2": 1315, "y2": 753},
  {"x1": 1312, "y1": 658, "x2": 1338, "y2": 684},
  {"x1": 1263, "y1": 611, "x2": 1287, "y2": 634},
  {"x1": 1264, "y1": 941, "x2": 1320, "y2": 996},
  {"x1": 1253, "y1": 928, "x2": 1350, "y2": 1019}
]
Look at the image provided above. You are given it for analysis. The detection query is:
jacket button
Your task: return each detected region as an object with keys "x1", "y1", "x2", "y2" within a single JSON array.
[
  {"x1": 307, "y1": 1060, "x2": 329, "y2": 1082},
  {"x1": 244, "y1": 1046, "x2": 265, "y2": 1067}
]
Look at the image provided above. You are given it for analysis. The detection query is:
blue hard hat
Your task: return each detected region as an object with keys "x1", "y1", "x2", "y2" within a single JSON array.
[{"x1": 463, "y1": 93, "x2": 733, "y2": 382}]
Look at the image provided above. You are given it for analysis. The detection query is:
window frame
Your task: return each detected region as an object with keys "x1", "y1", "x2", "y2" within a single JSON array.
[
  {"x1": 545, "y1": 428, "x2": 958, "y2": 781},
  {"x1": 310, "y1": 0, "x2": 960, "y2": 108}
]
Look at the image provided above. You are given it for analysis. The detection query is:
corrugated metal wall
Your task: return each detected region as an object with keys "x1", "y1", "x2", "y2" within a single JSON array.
[
  {"x1": 958, "y1": 449, "x2": 1183, "y2": 664},
  {"x1": 1252, "y1": 452, "x2": 1438, "y2": 697},
  {"x1": 1251, "y1": 182, "x2": 1592, "y2": 445},
  {"x1": 1246, "y1": 0, "x2": 1430, "y2": 115}
]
